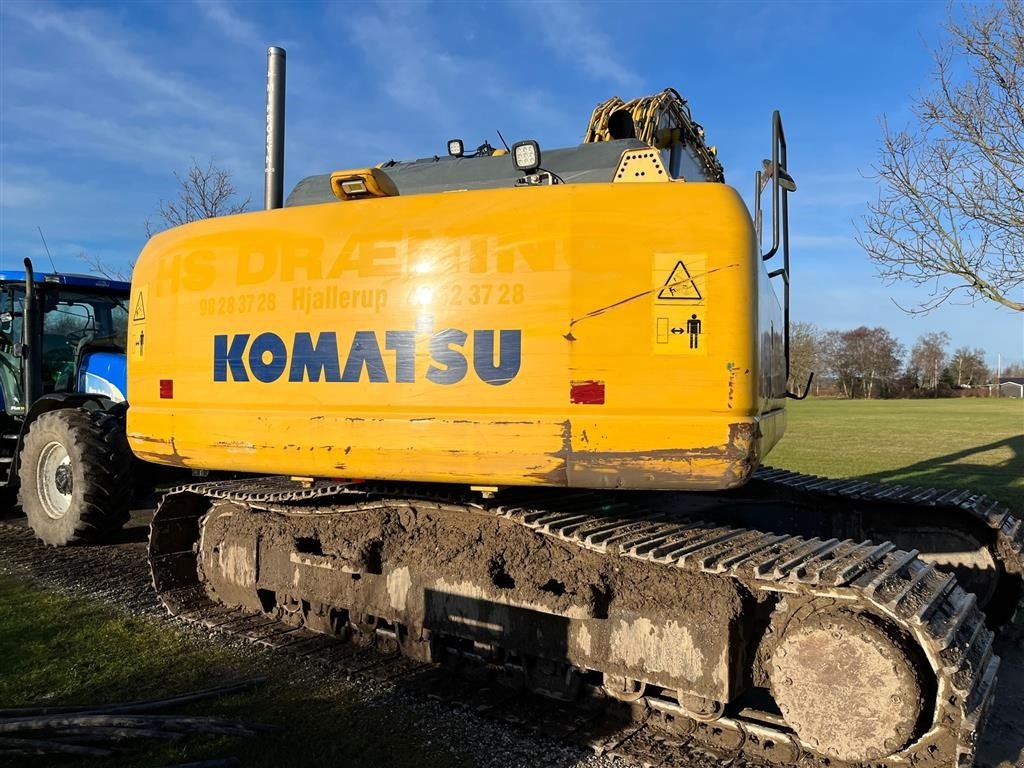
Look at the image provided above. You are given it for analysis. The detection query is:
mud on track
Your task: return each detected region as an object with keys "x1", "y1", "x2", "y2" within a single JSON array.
[{"x1": 1, "y1": 510, "x2": 1022, "y2": 768}]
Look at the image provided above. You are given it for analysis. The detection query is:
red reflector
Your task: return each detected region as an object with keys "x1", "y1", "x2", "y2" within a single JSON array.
[
  {"x1": 570, "y1": 380, "x2": 605, "y2": 405},
  {"x1": 159, "y1": 379, "x2": 174, "y2": 399}
]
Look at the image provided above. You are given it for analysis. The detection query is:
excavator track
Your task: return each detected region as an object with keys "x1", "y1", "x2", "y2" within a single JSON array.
[
  {"x1": 150, "y1": 476, "x2": 1002, "y2": 767},
  {"x1": 747, "y1": 468, "x2": 1023, "y2": 625},
  {"x1": 643, "y1": 468, "x2": 1023, "y2": 627}
]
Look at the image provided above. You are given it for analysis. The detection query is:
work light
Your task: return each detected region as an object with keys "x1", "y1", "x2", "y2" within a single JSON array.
[
  {"x1": 447, "y1": 139, "x2": 464, "y2": 157},
  {"x1": 512, "y1": 140, "x2": 541, "y2": 173},
  {"x1": 339, "y1": 178, "x2": 367, "y2": 196}
]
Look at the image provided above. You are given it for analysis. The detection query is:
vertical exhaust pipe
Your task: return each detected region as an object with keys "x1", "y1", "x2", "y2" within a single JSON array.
[
  {"x1": 22, "y1": 259, "x2": 42, "y2": 408},
  {"x1": 264, "y1": 46, "x2": 286, "y2": 210}
]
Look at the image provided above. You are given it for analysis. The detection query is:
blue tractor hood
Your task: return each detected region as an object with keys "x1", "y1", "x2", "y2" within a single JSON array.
[{"x1": 78, "y1": 351, "x2": 127, "y2": 403}]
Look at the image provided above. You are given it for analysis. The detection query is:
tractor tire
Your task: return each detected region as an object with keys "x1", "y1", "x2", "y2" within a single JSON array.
[{"x1": 18, "y1": 408, "x2": 133, "y2": 546}]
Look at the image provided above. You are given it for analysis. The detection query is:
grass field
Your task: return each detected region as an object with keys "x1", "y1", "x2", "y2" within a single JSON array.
[
  {"x1": 0, "y1": 577, "x2": 472, "y2": 767},
  {"x1": 767, "y1": 398, "x2": 1024, "y2": 510}
]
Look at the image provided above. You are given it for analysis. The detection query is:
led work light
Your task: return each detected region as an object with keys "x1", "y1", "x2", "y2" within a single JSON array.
[
  {"x1": 511, "y1": 140, "x2": 541, "y2": 173},
  {"x1": 447, "y1": 139, "x2": 464, "y2": 157}
]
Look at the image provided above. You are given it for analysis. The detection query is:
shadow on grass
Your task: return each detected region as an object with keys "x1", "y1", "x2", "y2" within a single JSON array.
[{"x1": 856, "y1": 435, "x2": 1024, "y2": 510}]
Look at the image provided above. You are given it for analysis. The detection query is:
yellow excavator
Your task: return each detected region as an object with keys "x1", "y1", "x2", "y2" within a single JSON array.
[{"x1": 126, "y1": 49, "x2": 1021, "y2": 767}]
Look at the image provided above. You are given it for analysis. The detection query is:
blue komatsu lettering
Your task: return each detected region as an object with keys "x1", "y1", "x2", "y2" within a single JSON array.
[
  {"x1": 426, "y1": 329, "x2": 468, "y2": 385},
  {"x1": 342, "y1": 330, "x2": 388, "y2": 383},
  {"x1": 473, "y1": 330, "x2": 521, "y2": 386},
  {"x1": 214, "y1": 334, "x2": 250, "y2": 382},
  {"x1": 248, "y1": 333, "x2": 288, "y2": 383},
  {"x1": 289, "y1": 332, "x2": 341, "y2": 382},
  {"x1": 385, "y1": 331, "x2": 416, "y2": 383},
  {"x1": 213, "y1": 328, "x2": 523, "y2": 385}
]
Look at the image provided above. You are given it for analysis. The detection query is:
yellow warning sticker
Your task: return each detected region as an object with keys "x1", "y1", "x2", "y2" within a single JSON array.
[
  {"x1": 132, "y1": 285, "x2": 147, "y2": 323},
  {"x1": 131, "y1": 285, "x2": 146, "y2": 360},
  {"x1": 657, "y1": 260, "x2": 703, "y2": 301},
  {"x1": 652, "y1": 254, "x2": 707, "y2": 356},
  {"x1": 131, "y1": 328, "x2": 145, "y2": 361}
]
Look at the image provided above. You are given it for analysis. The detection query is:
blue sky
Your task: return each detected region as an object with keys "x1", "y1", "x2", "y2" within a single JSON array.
[{"x1": 1, "y1": 0, "x2": 1021, "y2": 368}]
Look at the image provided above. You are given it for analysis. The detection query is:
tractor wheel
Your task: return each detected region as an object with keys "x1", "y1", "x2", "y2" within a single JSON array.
[{"x1": 19, "y1": 408, "x2": 133, "y2": 545}]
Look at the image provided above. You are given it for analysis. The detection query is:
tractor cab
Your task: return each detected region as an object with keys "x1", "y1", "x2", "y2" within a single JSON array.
[
  {"x1": 0, "y1": 267, "x2": 129, "y2": 417},
  {"x1": 0, "y1": 261, "x2": 136, "y2": 547}
]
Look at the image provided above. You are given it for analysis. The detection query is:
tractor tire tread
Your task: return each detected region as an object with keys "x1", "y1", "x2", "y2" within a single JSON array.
[{"x1": 19, "y1": 408, "x2": 133, "y2": 546}]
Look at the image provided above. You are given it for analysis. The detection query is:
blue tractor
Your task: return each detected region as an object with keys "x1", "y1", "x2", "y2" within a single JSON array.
[{"x1": 0, "y1": 259, "x2": 135, "y2": 545}]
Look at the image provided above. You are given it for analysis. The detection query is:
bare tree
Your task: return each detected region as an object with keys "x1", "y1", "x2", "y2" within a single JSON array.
[
  {"x1": 947, "y1": 346, "x2": 989, "y2": 386},
  {"x1": 788, "y1": 321, "x2": 821, "y2": 395},
  {"x1": 821, "y1": 326, "x2": 904, "y2": 398},
  {"x1": 909, "y1": 331, "x2": 951, "y2": 390},
  {"x1": 77, "y1": 250, "x2": 132, "y2": 282},
  {"x1": 819, "y1": 331, "x2": 849, "y2": 397},
  {"x1": 82, "y1": 158, "x2": 250, "y2": 280},
  {"x1": 1001, "y1": 361, "x2": 1024, "y2": 378},
  {"x1": 858, "y1": 0, "x2": 1024, "y2": 312},
  {"x1": 145, "y1": 157, "x2": 251, "y2": 237}
]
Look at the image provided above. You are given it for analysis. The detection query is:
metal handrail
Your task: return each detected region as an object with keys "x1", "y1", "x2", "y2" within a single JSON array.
[{"x1": 754, "y1": 112, "x2": 803, "y2": 398}]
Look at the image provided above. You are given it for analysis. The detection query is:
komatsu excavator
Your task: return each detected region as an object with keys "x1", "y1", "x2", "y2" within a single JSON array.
[{"x1": 127, "y1": 50, "x2": 1021, "y2": 767}]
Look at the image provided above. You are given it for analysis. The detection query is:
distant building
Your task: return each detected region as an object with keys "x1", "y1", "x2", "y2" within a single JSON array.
[{"x1": 999, "y1": 377, "x2": 1024, "y2": 398}]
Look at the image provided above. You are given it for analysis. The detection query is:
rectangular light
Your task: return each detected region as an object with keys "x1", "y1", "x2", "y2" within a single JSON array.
[
  {"x1": 330, "y1": 168, "x2": 400, "y2": 200},
  {"x1": 340, "y1": 179, "x2": 367, "y2": 196}
]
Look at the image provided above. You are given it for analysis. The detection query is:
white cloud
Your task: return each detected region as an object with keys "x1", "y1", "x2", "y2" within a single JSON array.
[
  {"x1": 519, "y1": 1, "x2": 642, "y2": 91},
  {"x1": 340, "y1": 4, "x2": 571, "y2": 140},
  {"x1": 0, "y1": 179, "x2": 47, "y2": 209},
  {"x1": 4, "y1": 102, "x2": 259, "y2": 186},
  {"x1": 3, "y1": 3, "x2": 251, "y2": 128},
  {"x1": 346, "y1": 5, "x2": 467, "y2": 119},
  {"x1": 1, "y1": 4, "x2": 263, "y2": 192},
  {"x1": 195, "y1": 0, "x2": 262, "y2": 45},
  {"x1": 7, "y1": 4, "x2": 208, "y2": 115},
  {"x1": 0, "y1": 3, "x2": 268, "y2": 272}
]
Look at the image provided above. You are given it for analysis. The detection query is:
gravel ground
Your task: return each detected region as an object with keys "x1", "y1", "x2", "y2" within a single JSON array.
[
  {"x1": 1, "y1": 507, "x2": 1021, "y2": 768},
  {"x1": 0, "y1": 508, "x2": 624, "y2": 768}
]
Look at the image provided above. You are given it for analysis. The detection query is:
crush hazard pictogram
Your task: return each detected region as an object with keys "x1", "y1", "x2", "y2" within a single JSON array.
[
  {"x1": 133, "y1": 293, "x2": 146, "y2": 321},
  {"x1": 657, "y1": 260, "x2": 702, "y2": 300}
]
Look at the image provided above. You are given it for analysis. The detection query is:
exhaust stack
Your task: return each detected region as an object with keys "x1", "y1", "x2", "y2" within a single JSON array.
[{"x1": 264, "y1": 46, "x2": 286, "y2": 210}]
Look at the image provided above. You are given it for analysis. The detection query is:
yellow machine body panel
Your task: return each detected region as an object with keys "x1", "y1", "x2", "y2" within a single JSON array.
[{"x1": 127, "y1": 181, "x2": 785, "y2": 490}]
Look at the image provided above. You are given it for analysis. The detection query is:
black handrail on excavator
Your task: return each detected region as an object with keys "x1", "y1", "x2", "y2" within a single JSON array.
[{"x1": 754, "y1": 113, "x2": 811, "y2": 400}]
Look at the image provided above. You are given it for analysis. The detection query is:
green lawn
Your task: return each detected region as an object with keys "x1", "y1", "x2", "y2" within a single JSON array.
[
  {"x1": 767, "y1": 398, "x2": 1024, "y2": 511},
  {"x1": 0, "y1": 577, "x2": 471, "y2": 768}
]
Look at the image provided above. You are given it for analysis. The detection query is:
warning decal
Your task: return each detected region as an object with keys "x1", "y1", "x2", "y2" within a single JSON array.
[
  {"x1": 132, "y1": 329, "x2": 145, "y2": 360},
  {"x1": 132, "y1": 285, "x2": 147, "y2": 324},
  {"x1": 131, "y1": 285, "x2": 147, "y2": 359},
  {"x1": 657, "y1": 260, "x2": 702, "y2": 300},
  {"x1": 651, "y1": 254, "x2": 707, "y2": 356}
]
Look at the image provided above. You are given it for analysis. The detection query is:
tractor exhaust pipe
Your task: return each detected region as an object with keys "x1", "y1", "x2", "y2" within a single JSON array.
[
  {"x1": 22, "y1": 259, "x2": 42, "y2": 407},
  {"x1": 264, "y1": 46, "x2": 286, "y2": 210}
]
